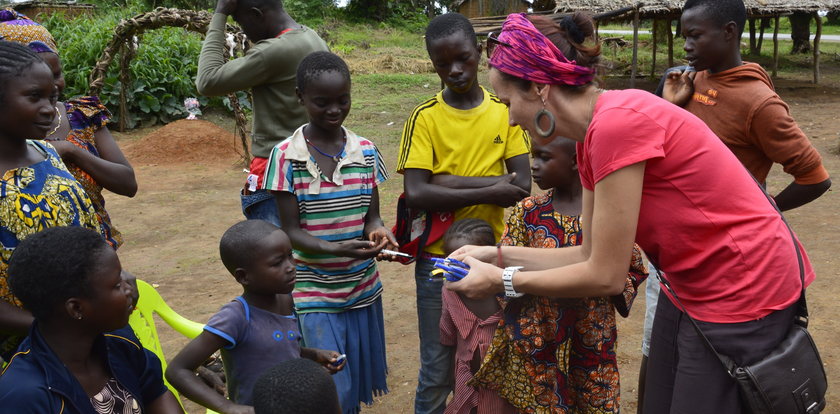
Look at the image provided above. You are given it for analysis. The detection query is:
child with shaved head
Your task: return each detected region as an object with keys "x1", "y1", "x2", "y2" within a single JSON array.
[{"x1": 166, "y1": 220, "x2": 343, "y2": 413}]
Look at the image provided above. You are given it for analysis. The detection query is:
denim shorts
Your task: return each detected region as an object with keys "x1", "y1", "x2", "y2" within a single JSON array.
[{"x1": 240, "y1": 189, "x2": 281, "y2": 227}]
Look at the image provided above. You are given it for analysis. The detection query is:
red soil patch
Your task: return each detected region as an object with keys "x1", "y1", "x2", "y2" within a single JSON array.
[{"x1": 124, "y1": 119, "x2": 244, "y2": 165}]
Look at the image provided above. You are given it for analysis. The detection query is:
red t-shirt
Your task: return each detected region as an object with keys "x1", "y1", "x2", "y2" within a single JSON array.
[{"x1": 577, "y1": 89, "x2": 814, "y2": 323}]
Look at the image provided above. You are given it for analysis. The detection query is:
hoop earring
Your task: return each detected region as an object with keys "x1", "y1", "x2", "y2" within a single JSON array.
[{"x1": 534, "y1": 109, "x2": 555, "y2": 138}]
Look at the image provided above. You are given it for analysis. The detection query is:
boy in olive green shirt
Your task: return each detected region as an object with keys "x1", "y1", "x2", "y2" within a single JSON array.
[{"x1": 196, "y1": 0, "x2": 328, "y2": 224}]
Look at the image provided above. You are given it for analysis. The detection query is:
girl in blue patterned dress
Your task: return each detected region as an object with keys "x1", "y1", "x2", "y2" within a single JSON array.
[
  {"x1": 0, "y1": 10, "x2": 137, "y2": 249},
  {"x1": 0, "y1": 42, "x2": 101, "y2": 358}
]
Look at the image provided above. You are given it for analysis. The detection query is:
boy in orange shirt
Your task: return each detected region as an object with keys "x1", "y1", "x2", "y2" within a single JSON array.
[{"x1": 663, "y1": 0, "x2": 830, "y2": 211}]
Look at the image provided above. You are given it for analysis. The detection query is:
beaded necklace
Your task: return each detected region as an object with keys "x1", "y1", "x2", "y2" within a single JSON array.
[{"x1": 304, "y1": 135, "x2": 346, "y2": 163}]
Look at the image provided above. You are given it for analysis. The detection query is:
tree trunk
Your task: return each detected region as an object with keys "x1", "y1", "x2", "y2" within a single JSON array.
[{"x1": 789, "y1": 12, "x2": 812, "y2": 54}]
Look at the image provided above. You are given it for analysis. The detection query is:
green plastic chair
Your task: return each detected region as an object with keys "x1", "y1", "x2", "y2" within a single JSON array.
[{"x1": 129, "y1": 279, "x2": 219, "y2": 414}]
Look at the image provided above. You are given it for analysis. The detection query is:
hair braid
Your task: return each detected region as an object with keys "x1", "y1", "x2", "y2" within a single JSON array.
[
  {"x1": 444, "y1": 218, "x2": 497, "y2": 247},
  {"x1": 0, "y1": 41, "x2": 43, "y2": 101}
]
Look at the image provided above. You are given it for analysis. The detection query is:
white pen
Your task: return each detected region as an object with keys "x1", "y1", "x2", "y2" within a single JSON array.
[{"x1": 381, "y1": 249, "x2": 413, "y2": 259}]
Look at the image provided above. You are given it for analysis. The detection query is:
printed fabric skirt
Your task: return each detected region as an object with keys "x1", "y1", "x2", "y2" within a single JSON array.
[{"x1": 299, "y1": 297, "x2": 388, "y2": 414}]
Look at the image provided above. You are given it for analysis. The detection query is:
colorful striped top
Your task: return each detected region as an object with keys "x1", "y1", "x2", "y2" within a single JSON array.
[{"x1": 263, "y1": 125, "x2": 388, "y2": 313}]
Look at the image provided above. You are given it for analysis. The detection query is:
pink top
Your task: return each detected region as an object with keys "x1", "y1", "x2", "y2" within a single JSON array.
[
  {"x1": 577, "y1": 89, "x2": 814, "y2": 323},
  {"x1": 440, "y1": 289, "x2": 516, "y2": 414}
]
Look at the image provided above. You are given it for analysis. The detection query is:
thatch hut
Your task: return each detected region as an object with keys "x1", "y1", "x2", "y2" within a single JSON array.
[
  {"x1": 551, "y1": 0, "x2": 840, "y2": 83},
  {"x1": 739, "y1": 0, "x2": 840, "y2": 83},
  {"x1": 470, "y1": 0, "x2": 839, "y2": 84},
  {"x1": 452, "y1": 0, "x2": 531, "y2": 18},
  {"x1": 11, "y1": 1, "x2": 95, "y2": 19}
]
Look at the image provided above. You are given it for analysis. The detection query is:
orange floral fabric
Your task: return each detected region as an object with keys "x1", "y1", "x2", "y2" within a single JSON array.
[{"x1": 471, "y1": 191, "x2": 646, "y2": 413}]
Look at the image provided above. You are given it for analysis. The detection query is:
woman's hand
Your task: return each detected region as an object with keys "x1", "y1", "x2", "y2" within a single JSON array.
[
  {"x1": 444, "y1": 256, "x2": 504, "y2": 299},
  {"x1": 44, "y1": 140, "x2": 78, "y2": 162},
  {"x1": 663, "y1": 69, "x2": 697, "y2": 107},
  {"x1": 448, "y1": 245, "x2": 497, "y2": 264}
]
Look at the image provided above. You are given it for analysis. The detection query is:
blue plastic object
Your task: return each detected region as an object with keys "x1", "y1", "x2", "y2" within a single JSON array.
[{"x1": 431, "y1": 258, "x2": 470, "y2": 282}]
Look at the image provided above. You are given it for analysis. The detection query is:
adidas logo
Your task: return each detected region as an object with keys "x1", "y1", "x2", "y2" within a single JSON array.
[{"x1": 493, "y1": 135, "x2": 503, "y2": 144}]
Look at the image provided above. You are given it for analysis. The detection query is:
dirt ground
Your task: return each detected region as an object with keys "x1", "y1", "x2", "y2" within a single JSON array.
[{"x1": 111, "y1": 78, "x2": 840, "y2": 413}]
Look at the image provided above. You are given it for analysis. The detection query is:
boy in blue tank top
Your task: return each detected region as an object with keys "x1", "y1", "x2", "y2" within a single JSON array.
[{"x1": 166, "y1": 220, "x2": 344, "y2": 413}]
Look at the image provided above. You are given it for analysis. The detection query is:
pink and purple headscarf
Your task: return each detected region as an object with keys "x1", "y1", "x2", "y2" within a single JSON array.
[{"x1": 489, "y1": 13, "x2": 594, "y2": 86}]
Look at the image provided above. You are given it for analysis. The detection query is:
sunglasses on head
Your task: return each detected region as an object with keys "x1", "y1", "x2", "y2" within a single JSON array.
[{"x1": 485, "y1": 31, "x2": 512, "y2": 60}]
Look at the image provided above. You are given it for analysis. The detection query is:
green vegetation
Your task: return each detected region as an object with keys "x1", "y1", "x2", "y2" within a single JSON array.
[
  {"x1": 41, "y1": 10, "x2": 209, "y2": 128},
  {"x1": 22, "y1": 2, "x2": 840, "y2": 130}
]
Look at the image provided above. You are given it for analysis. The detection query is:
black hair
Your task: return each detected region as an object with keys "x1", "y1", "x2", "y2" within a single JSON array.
[
  {"x1": 8, "y1": 226, "x2": 110, "y2": 321},
  {"x1": 219, "y1": 220, "x2": 282, "y2": 275},
  {"x1": 424, "y1": 12, "x2": 477, "y2": 52},
  {"x1": 443, "y1": 218, "x2": 496, "y2": 250},
  {"x1": 252, "y1": 358, "x2": 341, "y2": 414},
  {"x1": 239, "y1": 0, "x2": 284, "y2": 11},
  {"x1": 547, "y1": 136, "x2": 577, "y2": 156},
  {"x1": 295, "y1": 51, "x2": 351, "y2": 95},
  {"x1": 0, "y1": 41, "x2": 44, "y2": 102},
  {"x1": 684, "y1": 0, "x2": 747, "y2": 36}
]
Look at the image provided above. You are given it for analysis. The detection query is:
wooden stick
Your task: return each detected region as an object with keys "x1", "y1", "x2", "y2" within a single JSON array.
[
  {"x1": 772, "y1": 15, "x2": 780, "y2": 77},
  {"x1": 651, "y1": 19, "x2": 657, "y2": 78},
  {"x1": 631, "y1": 7, "x2": 639, "y2": 88},
  {"x1": 813, "y1": 12, "x2": 821, "y2": 84},
  {"x1": 667, "y1": 19, "x2": 674, "y2": 67}
]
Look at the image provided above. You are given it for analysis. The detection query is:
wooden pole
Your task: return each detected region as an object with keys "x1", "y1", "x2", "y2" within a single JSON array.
[
  {"x1": 594, "y1": 20, "x2": 599, "y2": 42},
  {"x1": 631, "y1": 7, "x2": 639, "y2": 88},
  {"x1": 667, "y1": 19, "x2": 674, "y2": 67},
  {"x1": 772, "y1": 15, "x2": 780, "y2": 77},
  {"x1": 749, "y1": 18, "x2": 757, "y2": 55},
  {"x1": 813, "y1": 12, "x2": 822, "y2": 84},
  {"x1": 757, "y1": 17, "x2": 767, "y2": 52},
  {"x1": 651, "y1": 19, "x2": 658, "y2": 77}
]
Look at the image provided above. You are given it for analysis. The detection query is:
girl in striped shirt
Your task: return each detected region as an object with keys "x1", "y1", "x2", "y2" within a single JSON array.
[{"x1": 264, "y1": 51, "x2": 395, "y2": 414}]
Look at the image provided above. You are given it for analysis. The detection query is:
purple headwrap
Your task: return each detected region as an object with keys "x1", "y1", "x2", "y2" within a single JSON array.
[
  {"x1": 489, "y1": 13, "x2": 594, "y2": 86},
  {"x1": 0, "y1": 9, "x2": 58, "y2": 55}
]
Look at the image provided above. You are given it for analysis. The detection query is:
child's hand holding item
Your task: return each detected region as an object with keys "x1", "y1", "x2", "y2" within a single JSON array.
[
  {"x1": 368, "y1": 226, "x2": 399, "y2": 261},
  {"x1": 304, "y1": 348, "x2": 346, "y2": 374}
]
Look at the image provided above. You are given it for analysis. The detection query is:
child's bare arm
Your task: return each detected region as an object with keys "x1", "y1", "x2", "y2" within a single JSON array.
[
  {"x1": 166, "y1": 331, "x2": 253, "y2": 414},
  {"x1": 273, "y1": 191, "x2": 381, "y2": 259},
  {"x1": 300, "y1": 347, "x2": 345, "y2": 374},
  {"x1": 363, "y1": 188, "x2": 398, "y2": 258},
  {"x1": 144, "y1": 390, "x2": 184, "y2": 414},
  {"x1": 0, "y1": 301, "x2": 33, "y2": 336},
  {"x1": 427, "y1": 154, "x2": 531, "y2": 192},
  {"x1": 404, "y1": 168, "x2": 529, "y2": 211},
  {"x1": 773, "y1": 179, "x2": 832, "y2": 211}
]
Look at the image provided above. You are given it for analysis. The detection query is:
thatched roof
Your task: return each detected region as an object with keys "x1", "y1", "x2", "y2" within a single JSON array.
[
  {"x1": 552, "y1": 0, "x2": 840, "y2": 16},
  {"x1": 451, "y1": 0, "x2": 530, "y2": 8},
  {"x1": 551, "y1": 0, "x2": 681, "y2": 15},
  {"x1": 742, "y1": 0, "x2": 840, "y2": 14}
]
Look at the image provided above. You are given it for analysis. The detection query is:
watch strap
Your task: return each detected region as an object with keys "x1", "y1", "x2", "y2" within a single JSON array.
[{"x1": 502, "y1": 266, "x2": 524, "y2": 298}]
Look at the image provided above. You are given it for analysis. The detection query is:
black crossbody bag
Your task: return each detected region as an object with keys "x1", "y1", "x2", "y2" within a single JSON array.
[{"x1": 652, "y1": 181, "x2": 827, "y2": 414}]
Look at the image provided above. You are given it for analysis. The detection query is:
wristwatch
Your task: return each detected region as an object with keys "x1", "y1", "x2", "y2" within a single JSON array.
[{"x1": 502, "y1": 266, "x2": 524, "y2": 298}]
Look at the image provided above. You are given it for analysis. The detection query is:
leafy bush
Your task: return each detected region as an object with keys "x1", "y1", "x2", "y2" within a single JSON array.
[{"x1": 41, "y1": 9, "x2": 241, "y2": 128}]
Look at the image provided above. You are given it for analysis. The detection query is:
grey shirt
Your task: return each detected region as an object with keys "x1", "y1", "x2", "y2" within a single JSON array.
[
  {"x1": 205, "y1": 296, "x2": 302, "y2": 405},
  {"x1": 196, "y1": 13, "x2": 329, "y2": 158}
]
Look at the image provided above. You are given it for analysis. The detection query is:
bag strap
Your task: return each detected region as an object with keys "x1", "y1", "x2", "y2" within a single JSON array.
[{"x1": 650, "y1": 172, "x2": 806, "y2": 377}]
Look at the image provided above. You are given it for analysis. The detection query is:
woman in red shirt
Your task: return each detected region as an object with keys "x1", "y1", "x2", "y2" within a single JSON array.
[{"x1": 448, "y1": 12, "x2": 814, "y2": 414}]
